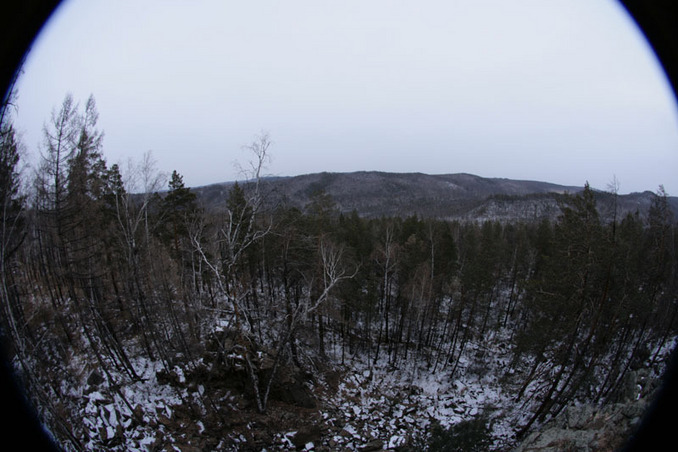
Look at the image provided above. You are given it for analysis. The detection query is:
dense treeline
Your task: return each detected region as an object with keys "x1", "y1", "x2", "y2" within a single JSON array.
[{"x1": 1, "y1": 95, "x2": 677, "y2": 449}]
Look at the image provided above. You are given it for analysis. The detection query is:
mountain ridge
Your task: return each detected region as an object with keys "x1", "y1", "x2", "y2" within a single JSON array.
[{"x1": 192, "y1": 171, "x2": 676, "y2": 222}]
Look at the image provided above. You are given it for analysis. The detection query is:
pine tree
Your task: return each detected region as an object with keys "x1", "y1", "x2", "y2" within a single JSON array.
[
  {"x1": 0, "y1": 122, "x2": 24, "y2": 264},
  {"x1": 160, "y1": 170, "x2": 198, "y2": 257},
  {"x1": 0, "y1": 118, "x2": 27, "y2": 361}
]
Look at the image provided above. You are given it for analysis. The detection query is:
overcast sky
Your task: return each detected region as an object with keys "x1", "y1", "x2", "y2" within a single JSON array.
[{"x1": 11, "y1": 0, "x2": 678, "y2": 194}]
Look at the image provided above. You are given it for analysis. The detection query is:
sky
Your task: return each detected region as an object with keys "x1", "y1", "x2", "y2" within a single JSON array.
[{"x1": 10, "y1": 0, "x2": 678, "y2": 194}]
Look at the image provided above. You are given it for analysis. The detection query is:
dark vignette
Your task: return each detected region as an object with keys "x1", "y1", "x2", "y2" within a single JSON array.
[{"x1": 0, "y1": 1, "x2": 676, "y2": 450}]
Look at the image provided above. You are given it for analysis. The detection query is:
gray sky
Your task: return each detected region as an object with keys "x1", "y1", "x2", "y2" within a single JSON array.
[{"x1": 12, "y1": 0, "x2": 678, "y2": 194}]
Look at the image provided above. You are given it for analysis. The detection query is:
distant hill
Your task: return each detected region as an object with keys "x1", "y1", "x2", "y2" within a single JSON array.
[{"x1": 192, "y1": 171, "x2": 676, "y2": 222}]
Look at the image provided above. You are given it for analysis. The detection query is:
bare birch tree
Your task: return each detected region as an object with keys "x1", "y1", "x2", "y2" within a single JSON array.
[{"x1": 246, "y1": 235, "x2": 358, "y2": 413}]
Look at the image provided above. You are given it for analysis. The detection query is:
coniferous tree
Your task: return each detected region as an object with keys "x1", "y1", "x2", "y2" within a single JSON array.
[
  {"x1": 0, "y1": 122, "x2": 24, "y2": 265},
  {"x1": 159, "y1": 170, "x2": 200, "y2": 289},
  {"x1": 0, "y1": 118, "x2": 27, "y2": 359}
]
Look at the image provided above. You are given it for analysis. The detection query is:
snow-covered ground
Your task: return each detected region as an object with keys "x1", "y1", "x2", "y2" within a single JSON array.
[
  {"x1": 79, "y1": 358, "x2": 189, "y2": 451},
  {"x1": 302, "y1": 332, "x2": 523, "y2": 450},
  {"x1": 39, "y1": 324, "x2": 674, "y2": 451}
]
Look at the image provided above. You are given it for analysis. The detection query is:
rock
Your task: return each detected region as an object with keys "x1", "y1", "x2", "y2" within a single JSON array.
[
  {"x1": 132, "y1": 404, "x2": 144, "y2": 423},
  {"x1": 273, "y1": 380, "x2": 317, "y2": 408},
  {"x1": 87, "y1": 370, "x2": 105, "y2": 387},
  {"x1": 341, "y1": 423, "x2": 359, "y2": 438},
  {"x1": 515, "y1": 389, "x2": 660, "y2": 452},
  {"x1": 565, "y1": 404, "x2": 595, "y2": 429},
  {"x1": 387, "y1": 435, "x2": 406, "y2": 449},
  {"x1": 359, "y1": 439, "x2": 384, "y2": 451},
  {"x1": 622, "y1": 401, "x2": 646, "y2": 420},
  {"x1": 292, "y1": 425, "x2": 322, "y2": 449},
  {"x1": 172, "y1": 444, "x2": 202, "y2": 452}
]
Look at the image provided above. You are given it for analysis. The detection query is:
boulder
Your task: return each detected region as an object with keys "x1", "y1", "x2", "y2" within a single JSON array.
[
  {"x1": 87, "y1": 370, "x2": 105, "y2": 387},
  {"x1": 292, "y1": 425, "x2": 322, "y2": 449},
  {"x1": 359, "y1": 439, "x2": 384, "y2": 451}
]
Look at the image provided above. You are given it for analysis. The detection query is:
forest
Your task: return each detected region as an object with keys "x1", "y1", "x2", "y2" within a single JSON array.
[{"x1": 1, "y1": 94, "x2": 677, "y2": 451}]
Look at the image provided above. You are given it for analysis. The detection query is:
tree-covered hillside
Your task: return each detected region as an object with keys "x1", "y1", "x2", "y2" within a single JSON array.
[{"x1": 195, "y1": 171, "x2": 677, "y2": 224}]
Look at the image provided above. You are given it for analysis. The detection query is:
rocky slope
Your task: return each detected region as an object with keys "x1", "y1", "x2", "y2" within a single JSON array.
[{"x1": 513, "y1": 369, "x2": 660, "y2": 452}]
